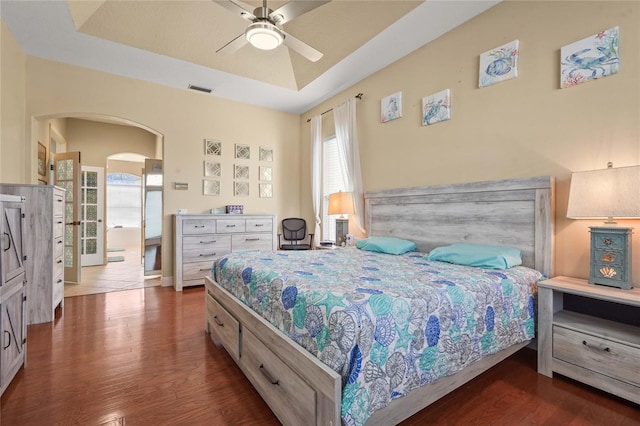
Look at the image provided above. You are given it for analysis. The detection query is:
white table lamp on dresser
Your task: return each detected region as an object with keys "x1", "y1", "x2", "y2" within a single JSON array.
[{"x1": 566, "y1": 163, "x2": 640, "y2": 289}]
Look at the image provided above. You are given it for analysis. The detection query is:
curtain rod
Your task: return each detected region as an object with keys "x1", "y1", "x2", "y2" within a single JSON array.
[{"x1": 306, "y1": 93, "x2": 363, "y2": 123}]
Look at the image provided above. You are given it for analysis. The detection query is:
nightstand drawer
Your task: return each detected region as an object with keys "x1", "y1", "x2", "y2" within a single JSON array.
[{"x1": 553, "y1": 325, "x2": 640, "y2": 387}]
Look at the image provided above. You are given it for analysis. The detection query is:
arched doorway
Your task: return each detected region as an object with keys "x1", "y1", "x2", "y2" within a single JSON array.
[{"x1": 37, "y1": 114, "x2": 164, "y2": 297}]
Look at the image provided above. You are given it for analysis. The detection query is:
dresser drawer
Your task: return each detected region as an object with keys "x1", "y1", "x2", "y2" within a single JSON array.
[
  {"x1": 182, "y1": 235, "x2": 231, "y2": 260},
  {"x1": 183, "y1": 260, "x2": 216, "y2": 282},
  {"x1": 232, "y1": 234, "x2": 273, "y2": 251},
  {"x1": 206, "y1": 294, "x2": 240, "y2": 360},
  {"x1": 53, "y1": 218, "x2": 64, "y2": 238},
  {"x1": 53, "y1": 273, "x2": 64, "y2": 307},
  {"x1": 53, "y1": 256, "x2": 64, "y2": 278},
  {"x1": 241, "y1": 328, "x2": 316, "y2": 426},
  {"x1": 54, "y1": 237, "x2": 64, "y2": 259},
  {"x1": 553, "y1": 325, "x2": 640, "y2": 387},
  {"x1": 182, "y1": 219, "x2": 217, "y2": 234},
  {"x1": 53, "y1": 192, "x2": 65, "y2": 217},
  {"x1": 216, "y1": 219, "x2": 246, "y2": 233},
  {"x1": 246, "y1": 218, "x2": 272, "y2": 233}
]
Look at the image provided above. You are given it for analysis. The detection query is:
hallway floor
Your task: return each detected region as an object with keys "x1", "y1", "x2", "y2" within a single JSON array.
[{"x1": 64, "y1": 245, "x2": 161, "y2": 297}]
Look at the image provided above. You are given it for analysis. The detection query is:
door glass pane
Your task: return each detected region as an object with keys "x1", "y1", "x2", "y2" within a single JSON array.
[
  {"x1": 66, "y1": 225, "x2": 73, "y2": 245},
  {"x1": 65, "y1": 246, "x2": 73, "y2": 267},
  {"x1": 87, "y1": 171, "x2": 98, "y2": 188},
  {"x1": 86, "y1": 239, "x2": 97, "y2": 255},
  {"x1": 86, "y1": 222, "x2": 97, "y2": 238},
  {"x1": 87, "y1": 205, "x2": 97, "y2": 221},
  {"x1": 65, "y1": 182, "x2": 74, "y2": 202},
  {"x1": 87, "y1": 188, "x2": 97, "y2": 204}
]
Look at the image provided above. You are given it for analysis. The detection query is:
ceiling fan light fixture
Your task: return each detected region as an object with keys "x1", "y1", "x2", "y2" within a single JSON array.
[{"x1": 245, "y1": 22, "x2": 284, "y2": 51}]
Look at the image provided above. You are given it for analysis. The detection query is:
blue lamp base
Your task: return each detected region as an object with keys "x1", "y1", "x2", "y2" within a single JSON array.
[{"x1": 589, "y1": 226, "x2": 633, "y2": 289}]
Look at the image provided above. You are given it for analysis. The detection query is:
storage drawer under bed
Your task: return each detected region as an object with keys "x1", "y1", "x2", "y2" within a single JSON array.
[
  {"x1": 206, "y1": 293, "x2": 240, "y2": 360},
  {"x1": 240, "y1": 328, "x2": 316, "y2": 426}
]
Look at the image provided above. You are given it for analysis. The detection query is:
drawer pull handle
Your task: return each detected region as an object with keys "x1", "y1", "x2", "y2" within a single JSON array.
[
  {"x1": 3, "y1": 232, "x2": 10, "y2": 252},
  {"x1": 226, "y1": 224, "x2": 236, "y2": 228},
  {"x1": 200, "y1": 240, "x2": 217, "y2": 244},
  {"x1": 57, "y1": 240, "x2": 63, "y2": 244},
  {"x1": 582, "y1": 340, "x2": 611, "y2": 352},
  {"x1": 199, "y1": 253, "x2": 216, "y2": 257},
  {"x1": 213, "y1": 316, "x2": 224, "y2": 327},
  {"x1": 57, "y1": 221, "x2": 63, "y2": 224},
  {"x1": 254, "y1": 224, "x2": 264, "y2": 227},
  {"x1": 199, "y1": 268, "x2": 210, "y2": 272},
  {"x1": 194, "y1": 225, "x2": 205, "y2": 228},
  {"x1": 57, "y1": 279, "x2": 63, "y2": 284},
  {"x1": 245, "y1": 238, "x2": 260, "y2": 241},
  {"x1": 57, "y1": 260, "x2": 63, "y2": 264},
  {"x1": 259, "y1": 364, "x2": 280, "y2": 386},
  {"x1": 3, "y1": 331, "x2": 10, "y2": 350}
]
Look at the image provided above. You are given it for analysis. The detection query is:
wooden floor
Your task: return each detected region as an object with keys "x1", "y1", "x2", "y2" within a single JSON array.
[{"x1": 2, "y1": 286, "x2": 639, "y2": 426}]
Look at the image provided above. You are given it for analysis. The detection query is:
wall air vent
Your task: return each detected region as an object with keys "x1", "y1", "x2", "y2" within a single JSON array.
[{"x1": 188, "y1": 84, "x2": 213, "y2": 94}]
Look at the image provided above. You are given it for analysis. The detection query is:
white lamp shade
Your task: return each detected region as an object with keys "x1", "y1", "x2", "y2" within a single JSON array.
[
  {"x1": 328, "y1": 191, "x2": 354, "y2": 216},
  {"x1": 567, "y1": 165, "x2": 640, "y2": 219}
]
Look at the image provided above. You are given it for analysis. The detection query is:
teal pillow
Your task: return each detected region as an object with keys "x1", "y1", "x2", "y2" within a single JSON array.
[
  {"x1": 356, "y1": 236, "x2": 416, "y2": 255},
  {"x1": 427, "y1": 243, "x2": 522, "y2": 269}
]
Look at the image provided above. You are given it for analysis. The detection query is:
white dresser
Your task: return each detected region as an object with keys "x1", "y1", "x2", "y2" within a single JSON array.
[
  {"x1": 0, "y1": 194, "x2": 27, "y2": 396},
  {"x1": 0, "y1": 184, "x2": 66, "y2": 324},
  {"x1": 173, "y1": 214, "x2": 276, "y2": 291}
]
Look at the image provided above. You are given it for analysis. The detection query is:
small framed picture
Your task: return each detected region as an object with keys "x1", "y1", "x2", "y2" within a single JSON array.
[
  {"x1": 37, "y1": 141, "x2": 47, "y2": 180},
  {"x1": 380, "y1": 91, "x2": 402, "y2": 123}
]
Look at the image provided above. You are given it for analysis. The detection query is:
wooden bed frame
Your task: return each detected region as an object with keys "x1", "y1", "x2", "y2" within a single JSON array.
[{"x1": 204, "y1": 176, "x2": 555, "y2": 425}]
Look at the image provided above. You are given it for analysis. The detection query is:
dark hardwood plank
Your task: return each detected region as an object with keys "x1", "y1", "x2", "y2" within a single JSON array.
[{"x1": 2, "y1": 286, "x2": 639, "y2": 425}]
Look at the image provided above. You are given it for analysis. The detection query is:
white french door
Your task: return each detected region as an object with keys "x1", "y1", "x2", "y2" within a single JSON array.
[
  {"x1": 81, "y1": 166, "x2": 105, "y2": 266},
  {"x1": 53, "y1": 152, "x2": 81, "y2": 283}
]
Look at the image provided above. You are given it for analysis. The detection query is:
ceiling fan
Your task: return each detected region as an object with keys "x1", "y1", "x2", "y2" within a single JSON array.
[{"x1": 214, "y1": 0, "x2": 330, "y2": 62}]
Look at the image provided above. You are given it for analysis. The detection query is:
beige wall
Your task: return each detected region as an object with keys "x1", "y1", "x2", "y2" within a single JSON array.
[
  {"x1": 66, "y1": 118, "x2": 157, "y2": 168},
  {"x1": 23, "y1": 56, "x2": 301, "y2": 280},
  {"x1": 0, "y1": 20, "x2": 26, "y2": 183},
  {"x1": 300, "y1": 1, "x2": 640, "y2": 281}
]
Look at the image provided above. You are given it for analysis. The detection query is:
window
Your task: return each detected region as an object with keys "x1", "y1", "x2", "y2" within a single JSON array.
[
  {"x1": 106, "y1": 173, "x2": 142, "y2": 227},
  {"x1": 322, "y1": 136, "x2": 348, "y2": 242}
]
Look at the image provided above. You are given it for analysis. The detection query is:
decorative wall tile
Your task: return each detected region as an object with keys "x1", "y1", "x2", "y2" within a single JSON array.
[
  {"x1": 259, "y1": 166, "x2": 272, "y2": 181},
  {"x1": 204, "y1": 161, "x2": 221, "y2": 177},
  {"x1": 234, "y1": 181, "x2": 250, "y2": 197},
  {"x1": 259, "y1": 183, "x2": 273, "y2": 198},
  {"x1": 235, "y1": 144, "x2": 250, "y2": 160},
  {"x1": 234, "y1": 164, "x2": 250, "y2": 180},
  {"x1": 205, "y1": 139, "x2": 222, "y2": 156},
  {"x1": 203, "y1": 179, "x2": 220, "y2": 196},
  {"x1": 259, "y1": 146, "x2": 273, "y2": 162}
]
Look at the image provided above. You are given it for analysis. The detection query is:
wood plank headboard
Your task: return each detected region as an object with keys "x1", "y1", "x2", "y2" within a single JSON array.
[{"x1": 364, "y1": 176, "x2": 555, "y2": 277}]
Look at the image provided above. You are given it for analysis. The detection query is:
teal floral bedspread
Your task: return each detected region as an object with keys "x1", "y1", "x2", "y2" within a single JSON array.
[{"x1": 212, "y1": 248, "x2": 542, "y2": 425}]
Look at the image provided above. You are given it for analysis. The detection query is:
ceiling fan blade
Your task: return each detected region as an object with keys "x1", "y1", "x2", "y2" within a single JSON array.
[
  {"x1": 216, "y1": 33, "x2": 249, "y2": 54},
  {"x1": 282, "y1": 31, "x2": 323, "y2": 62},
  {"x1": 212, "y1": 0, "x2": 256, "y2": 21},
  {"x1": 270, "y1": 0, "x2": 330, "y2": 25}
]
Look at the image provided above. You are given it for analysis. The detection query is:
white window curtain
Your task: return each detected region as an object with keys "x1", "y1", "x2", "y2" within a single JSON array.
[
  {"x1": 310, "y1": 115, "x2": 323, "y2": 243},
  {"x1": 333, "y1": 98, "x2": 365, "y2": 233}
]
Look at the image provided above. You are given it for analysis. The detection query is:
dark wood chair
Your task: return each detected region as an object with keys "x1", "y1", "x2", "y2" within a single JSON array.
[{"x1": 278, "y1": 218, "x2": 314, "y2": 250}]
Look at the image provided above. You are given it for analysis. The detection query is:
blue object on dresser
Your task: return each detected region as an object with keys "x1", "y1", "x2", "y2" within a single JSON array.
[{"x1": 589, "y1": 226, "x2": 633, "y2": 289}]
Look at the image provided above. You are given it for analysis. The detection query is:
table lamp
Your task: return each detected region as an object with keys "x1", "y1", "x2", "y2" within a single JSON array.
[
  {"x1": 328, "y1": 191, "x2": 354, "y2": 246},
  {"x1": 566, "y1": 162, "x2": 640, "y2": 289}
]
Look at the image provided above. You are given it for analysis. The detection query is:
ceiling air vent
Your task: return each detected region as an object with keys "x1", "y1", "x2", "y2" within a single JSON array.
[{"x1": 188, "y1": 84, "x2": 213, "y2": 94}]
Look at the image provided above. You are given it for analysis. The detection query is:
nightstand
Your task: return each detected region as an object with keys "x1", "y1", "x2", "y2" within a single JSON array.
[{"x1": 537, "y1": 276, "x2": 640, "y2": 404}]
